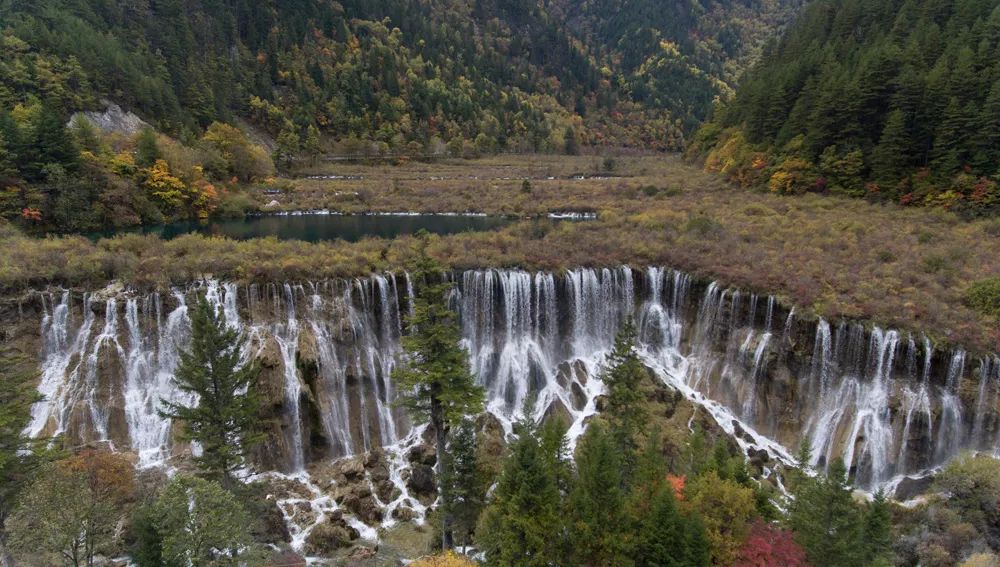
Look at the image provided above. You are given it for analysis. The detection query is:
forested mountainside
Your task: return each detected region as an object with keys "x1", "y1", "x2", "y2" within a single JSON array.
[
  {"x1": 553, "y1": 0, "x2": 807, "y2": 131},
  {"x1": 690, "y1": 0, "x2": 1000, "y2": 215},
  {"x1": 0, "y1": 0, "x2": 801, "y2": 153}
]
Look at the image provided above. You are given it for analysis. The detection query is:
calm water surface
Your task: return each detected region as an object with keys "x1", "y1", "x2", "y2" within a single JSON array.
[{"x1": 93, "y1": 214, "x2": 513, "y2": 242}]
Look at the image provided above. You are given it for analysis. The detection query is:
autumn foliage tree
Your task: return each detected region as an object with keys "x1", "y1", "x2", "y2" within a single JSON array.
[
  {"x1": 7, "y1": 450, "x2": 136, "y2": 567},
  {"x1": 734, "y1": 520, "x2": 808, "y2": 567}
]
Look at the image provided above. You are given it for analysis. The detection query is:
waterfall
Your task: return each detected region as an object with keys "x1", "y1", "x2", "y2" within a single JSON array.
[
  {"x1": 23, "y1": 267, "x2": 1000, "y2": 492},
  {"x1": 935, "y1": 351, "x2": 966, "y2": 463}
]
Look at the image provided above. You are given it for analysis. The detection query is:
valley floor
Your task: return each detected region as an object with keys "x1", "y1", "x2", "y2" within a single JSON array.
[
  {"x1": 2, "y1": 154, "x2": 998, "y2": 352},
  {"x1": 270, "y1": 153, "x2": 1000, "y2": 352}
]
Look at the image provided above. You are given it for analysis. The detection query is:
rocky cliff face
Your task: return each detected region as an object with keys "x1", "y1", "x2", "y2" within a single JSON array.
[{"x1": 6, "y1": 268, "x2": 999, "y2": 502}]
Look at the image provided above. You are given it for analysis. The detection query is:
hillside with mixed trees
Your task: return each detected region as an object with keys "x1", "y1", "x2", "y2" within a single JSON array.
[
  {"x1": 0, "y1": 0, "x2": 807, "y2": 232},
  {"x1": 0, "y1": 0, "x2": 805, "y2": 151},
  {"x1": 690, "y1": 0, "x2": 1000, "y2": 215}
]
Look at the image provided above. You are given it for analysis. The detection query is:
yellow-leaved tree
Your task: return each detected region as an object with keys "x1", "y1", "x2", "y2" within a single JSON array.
[{"x1": 143, "y1": 159, "x2": 188, "y2": 209}]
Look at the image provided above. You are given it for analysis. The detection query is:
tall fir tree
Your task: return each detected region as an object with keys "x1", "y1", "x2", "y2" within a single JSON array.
[
  {"x1": 629, "y1": 429, "x2": 710, "y2": 566},
  {"x1": 870, "y1": 108, "x2": 911, "y2": 187},
  {"x1": 393, "y1": 232, "x2": 484, "y2": 550},
  {"x1": 440, "y1": 418, "x2": 485, "y2": 549},
  {"x1": 930, "y1": 96, "x2": 975, "y2": 176},
  {"x1": 600, "y1": 319, "x2": 647, "y2": 479},
  {"x1": 26, "y1": 105, "x2": 79, "y2": 182},
  {"x1": 972, "y1": 79, "x2": 1000, "y2": 176},
  {"x1": 788, "y1": 459, "x2": 863, "y2": 567},
  {"x1": 861, "y1": 490, "x2": 893, "y2": 565},
  {"x1": 159, "y1": 297, "x2": 262, "y2": 489},
  {"x1": 567, "y1": 422, "x2": 629, "y2": 566},
  {"x1": 477, "y1": 416, "x2": 566, "y2": 567}
]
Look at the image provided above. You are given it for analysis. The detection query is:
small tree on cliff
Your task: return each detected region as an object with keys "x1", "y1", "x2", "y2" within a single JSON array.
[
  {"x1": 394, "y1": 233, "x2": 484, "y2": 550},
  {"x1": 160, "y1": 297, "x2": 261, "y2": 489}
]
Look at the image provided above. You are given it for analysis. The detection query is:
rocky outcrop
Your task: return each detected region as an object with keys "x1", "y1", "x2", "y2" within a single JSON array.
[
  {"x1": 304, "y1": 511, "x2": 360, "y2": 555},
  {"x1": 69, "y1": 101, "x2": 149, "y2": 136},
  {"x1": 254, "y1": 336, "x2": 291, "y2": 470}
]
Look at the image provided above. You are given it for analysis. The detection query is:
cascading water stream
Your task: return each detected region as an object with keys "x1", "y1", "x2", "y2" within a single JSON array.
[{"x1": 23, "y1": 267, "x2": 1000, "y2": 499}]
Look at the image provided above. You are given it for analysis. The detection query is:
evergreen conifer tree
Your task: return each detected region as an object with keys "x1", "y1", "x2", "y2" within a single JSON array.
[
  {"x1": 600, "y1": 319, "x2": 647, "y2": 478},
  {"x1": 477, "y1": 417, "x2": 565, "y2": 567},
  {"x1": 26, "y1": 105, "x2": 79, "y2": 182},
  {"x1": 870, "y1": 108, "x2": 911, "y2": 186},
  {"x1": 135, "y1": 128, "x2": 161, "y2": 168},
  {"x1": 861, "y1": 490, "x2": 893, "y2": 565},
  {"x1": 159, "y1": 297, "x2": 262, "y2": 489},
  {"x1": 972, "y1": 79, "x2": 1000, "y2": 175},
  {"x1": 788, "y1": 459, "x2": 862, "y2": 567},
  {"x1": 567, "y1": 422, "x2": 628, "y2": 565},
  {"x1": 441, "y1": 419, "x2": 485, "y2": 549},
  {"x1": 394, "y1": 233, "x2": 484, "y2": 550}
]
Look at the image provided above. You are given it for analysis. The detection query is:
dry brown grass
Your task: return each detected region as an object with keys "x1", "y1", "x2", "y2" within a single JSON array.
[{"x1": 3, "y1": 154, "x2": 998, "y2": 352}]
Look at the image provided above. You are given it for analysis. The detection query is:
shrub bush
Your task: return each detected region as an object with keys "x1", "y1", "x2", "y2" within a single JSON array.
[{"x1": 965, "y1": 278, "x2": 1000, "y2": 318}]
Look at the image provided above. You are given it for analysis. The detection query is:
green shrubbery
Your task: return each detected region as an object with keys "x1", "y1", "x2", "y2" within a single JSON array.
[{"x1": 965, "y1": 278, "x2": 1000, "y2": 319}]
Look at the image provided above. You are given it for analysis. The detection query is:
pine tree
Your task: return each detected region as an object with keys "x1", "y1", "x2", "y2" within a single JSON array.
[
  {"x1": 71, "y1": 117, "x2": 102, "y2": 154},
  {"x1": 135, "y1": 128, "x2": 161, "y2": 168},
  {"x1": 563, "y1": 126, "x2": 580, "y2": 155},
  {"x1": 870, "y1": 108, "x2": 911, "y2": 186},
  {"x1": 0, "y1": 133, "x2": 16, "y2": 180},
  {"x1": 303, "y1": 124, "x2": 322, "y2": 165},
  {"x1": 394, "y1": 233, "x2": 484, "y2": 550},
  {"x1": 567, "y1": 422, "x2": 628, "y2": 566},
  {"x1": 861, "y1": 490, "x2": 893, "y2": 565},
  {"x1": 159, "y1": 297, "x2": 262, "y2": 489},
  {"x1": 788, "y1": 459, "x2": 863, "y2": 567},
  {"x1": 441, "y1": 419, "x2": 485, "y2": 549},
  {"x1": 477, "y1": 417, "x2": 565, "y2": 567},
  {"x1": 972, "y1": 79, "x2": 1000, "y2": 176},
  {"x1": 600, "y1": 319, "x2": 647, "y2": 478},
  {"x1": 628, "y1": 429, "x2": 710, "y2": 566},
  {"x1": 25, "y1": 105, "x2": 79, "y2": 182},
  {"x1": 930, "y1": 96, "x2": 974, "y2": 176}
]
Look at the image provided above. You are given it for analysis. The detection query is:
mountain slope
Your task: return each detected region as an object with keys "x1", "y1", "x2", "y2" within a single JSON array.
[
  {"x1": 0, "y1": 0, "x2": 804, "y2": 152},
  {"x1": 690, "y1": 0, "x2": 1000, "y2": 215}
]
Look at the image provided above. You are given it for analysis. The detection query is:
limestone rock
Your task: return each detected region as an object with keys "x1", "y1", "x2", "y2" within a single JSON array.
[
  {"x1": 69, "y1": 101, "x2": 149, "y2": 136},
  {"x1": 407, "y1": 464, "x2": 436, "y2": 496},
  {"x1": 392, "y1": 506, "x2": 416, "y2": 522},
  {"x1": 304, "y1": 516, "x2": 360, "y2": 556},
  {"x1": 408, "y1": 443, "x2": 437, "y2": 467}
]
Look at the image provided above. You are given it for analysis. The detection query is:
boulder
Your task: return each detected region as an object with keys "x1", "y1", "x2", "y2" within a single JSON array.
[
  {"x1": 747, "y1": 447, "x2": 770, "y2": 467},
  {"x1": 375, "y1": 479, "x2": 396, "y2": 502},
  {"x1": 343, "y1": 494, "x2": 383, "y2": 525},
  {"x1": 69, "y1": 101, "x2": 149, "y2": 136},
  {"x1": 252, "y1": 498, "x2": 292, "y2": 545},
  {"x1": 304, "y1": 517, "x2": 359, "y2": 556},
  {"x1": 407, "y1": 464, "x2": 436, "y2": 496},
  {"x1": 542, "y1": 398, "x2": 572, "y2": 427},
  {"x1": 408, "y1": 444, "x2": 437, "y2": 467},
  {"x1": 893, "y1": 475, "x2": 934, "y2": 501},
  {"x1": 392, "y1": 506, "x2": 416, "y2": 522},
  {"x1": 334, "y1": 481, "x2": 372, "y2": 504}
]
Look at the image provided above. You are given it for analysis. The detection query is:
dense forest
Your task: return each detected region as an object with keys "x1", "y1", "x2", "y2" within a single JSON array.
[
  {"x1": 0, "y1": 0, "x2": 804, "y2": 232},
  {"x1": 0, "y1": 0, "x2": 805, "y2": 150},
  {"x1": 690, "y1": 0, "x2": 1000, "y2": 215}
]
